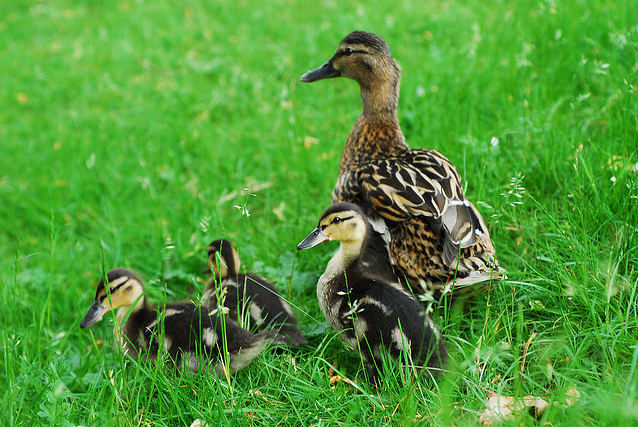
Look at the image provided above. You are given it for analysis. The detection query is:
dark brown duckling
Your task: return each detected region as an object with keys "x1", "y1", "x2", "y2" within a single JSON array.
[
  {"x1": 300, "y1": 31, "x2": 506, "y2": 302},
  {"x1": 297, "y1": 202, "x2": 447, "y2": 383},
  {"x1": 81, "y1": 268, "x2": 279, "y2": 373},
  {"x1": 203, "y1": 239, "x2": 307, "y2": 346}
]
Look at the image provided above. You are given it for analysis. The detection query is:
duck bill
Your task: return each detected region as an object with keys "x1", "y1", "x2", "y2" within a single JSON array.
[
  {"x1": 300, "y1": 59, "x2": 340, "y2": 82},
  {"x1": 80, "y1": 299, "x2": 108, "y2": 329},
  {"x1": 297, "y1": 227, "x2": 329, "y2": 250}
]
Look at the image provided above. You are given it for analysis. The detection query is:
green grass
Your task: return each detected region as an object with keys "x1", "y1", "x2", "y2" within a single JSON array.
[{"x1": 1, "y1": 0, "x2": 636, "y2": 425}]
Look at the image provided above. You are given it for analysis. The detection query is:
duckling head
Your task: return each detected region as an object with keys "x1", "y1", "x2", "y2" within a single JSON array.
[
  {"x1": 297, "y1": 202, "x2": 368, "y2": 257},
  {"x1": 300, "y1": 31, "x2": 401, "y2": 88},
  {"x1": 204, "y1": 239, "x2": 240, "y2": 279},
  {"x1": 80, "y1": 268, "x2": 145, "y2": 329}
]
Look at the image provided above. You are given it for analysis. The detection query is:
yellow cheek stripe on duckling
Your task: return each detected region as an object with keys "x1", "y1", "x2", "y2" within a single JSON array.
[{"x1": 99, "y1": 276, "x2": 130, "y2": 300}]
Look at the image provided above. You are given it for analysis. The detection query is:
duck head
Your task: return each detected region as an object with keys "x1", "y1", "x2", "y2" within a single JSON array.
[
  {"x1": 80, "y1": 268, "x2": 145, "y2": 328},
  {"x1": 297, "y1": 202, "x2": 368, "y2": 252},
  {"x1": 300, "y1": 31, "x2": 401, "y2": 88}
]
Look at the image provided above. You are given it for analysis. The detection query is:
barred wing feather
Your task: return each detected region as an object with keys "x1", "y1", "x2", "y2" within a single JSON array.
[{"x1": 334, "y1": 149, "x2": 479, "y2": 266}]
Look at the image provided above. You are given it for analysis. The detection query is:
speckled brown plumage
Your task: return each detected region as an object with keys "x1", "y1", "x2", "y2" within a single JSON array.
[
  {"x1": 301, "y1": 31, "x2": 506, "y2": 301},
  {"x1": 337, "y1": 118, "x2": 408, "y2": 174},
  {"x1": 388, "y1": 216, "x2": 498, "y2": 300}
]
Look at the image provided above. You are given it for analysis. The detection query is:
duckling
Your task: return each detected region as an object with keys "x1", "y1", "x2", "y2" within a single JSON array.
[
  {"x1": 81, "y1": 268, "x2": 279, "y2": 373},
  {"x1": 203, "y1": 239, "x2": 307, "y2": 346},
  {"x1": 297, "y1": 202, "x2": 447, "y2": 383},
  {"x1": 300, "y1": 31, "x2": 506, "y2": 301}
]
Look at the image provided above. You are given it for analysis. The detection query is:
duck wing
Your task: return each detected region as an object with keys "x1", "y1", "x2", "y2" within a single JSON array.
[{"x1": 333, "y1": 149, "x2": 479, "y2": 266}]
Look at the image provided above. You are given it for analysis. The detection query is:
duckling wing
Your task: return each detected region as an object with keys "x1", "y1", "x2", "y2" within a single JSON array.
[
  {"x1": 333, "y1": 149, "x2": 479, "y2": 265},
  {"x1": 360, "y1": 218, "x2": 398, "y2": 282}
]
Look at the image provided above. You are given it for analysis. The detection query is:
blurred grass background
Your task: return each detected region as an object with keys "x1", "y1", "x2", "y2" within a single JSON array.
[{"x1": 1, "y1": 0, "x2": 637, "y2": 425}]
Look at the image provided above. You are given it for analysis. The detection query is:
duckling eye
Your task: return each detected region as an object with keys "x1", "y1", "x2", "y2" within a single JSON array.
[
  {"x1": 344, "y1": 48, "x2": 354, "y2": 56},
  {"x1": 332, "y1": 217, "x2": 342, "y2": 224}
]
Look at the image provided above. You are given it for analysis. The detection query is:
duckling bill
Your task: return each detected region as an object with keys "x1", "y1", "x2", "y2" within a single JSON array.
[
  {"x1": 297, "y1": 203, "x2": 447, "y2": 382},
  {"x1": 81, "y1": 268, "x2": 278, "y2": 373},
  {"x1": 203, "y1": 239, "x2": 307, "y2": 346}
]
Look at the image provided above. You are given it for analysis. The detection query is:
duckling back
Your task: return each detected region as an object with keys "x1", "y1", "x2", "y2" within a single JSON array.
[
  {"x1": 319, "y1": 260, "x2": 447, "y2": 381},
  {"x1": 203, "y1": 239, "x2": 307, "y2": 346},
  {"x1": 137, "y1": 302, "x2": 279, "y2": 373}
]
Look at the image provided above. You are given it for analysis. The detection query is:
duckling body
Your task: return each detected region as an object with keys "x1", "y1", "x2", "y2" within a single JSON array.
[
  {"x1": 203, "y1": 240, "x2": 307, "y2": 346},
  {"x1": 301, "y1": 31, "x2": 505, "y2": 301},
  {"x1": 297, "y1": 203, "x2": 447, "y2": 382},
  {"x1": 81, "y1": 268, "x2": 278, "y2": 373}
]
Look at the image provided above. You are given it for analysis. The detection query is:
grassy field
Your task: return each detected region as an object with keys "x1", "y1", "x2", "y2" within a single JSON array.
[{"x1": 1, "y1": 0, "x2": 637, "y2": 425}]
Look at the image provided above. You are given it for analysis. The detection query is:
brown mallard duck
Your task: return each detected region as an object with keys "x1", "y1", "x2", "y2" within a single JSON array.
[
  {"x1": 297, "y1": 202, "x2": 447, "y2": 383},
  {"x1": 81, "y1": 268, "x2": 279, "y2": 373},
  {"x1": 300, "y1": 31, "x2": 506, "y2": 301},
  {"x1": 203, "y1": 239, "x2": 307, "y2": 346}
]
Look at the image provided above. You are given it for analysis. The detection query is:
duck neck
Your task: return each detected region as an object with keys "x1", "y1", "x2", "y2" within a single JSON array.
[
  {"x1": 115, "y1": 296, "x2": 148, "y2": 352},
  {"x1": 339, "y1": 75, "x2": 408, "y2": 173},
  {"x1": 324, "y1": 239, "x2": 364, "y2": 280},
  {"x1": 361, "y1": 74, "x2": 401, "y2": 120},
  {"x1": 116, "y1": 295, "x2": 147, "y2": 326}
]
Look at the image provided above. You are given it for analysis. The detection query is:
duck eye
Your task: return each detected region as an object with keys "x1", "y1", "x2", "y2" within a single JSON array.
[
  {"x1": 333, "y1": 217, "x2": 342, "y2": 224},
  {"x1": 344, "y1": 48, "x2": 353, "y2": 56}
]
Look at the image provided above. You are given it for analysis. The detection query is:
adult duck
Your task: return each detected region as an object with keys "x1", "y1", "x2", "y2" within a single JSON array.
[{"x1": 300, "y1": 31, "x2": 505, "y2": 301}]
